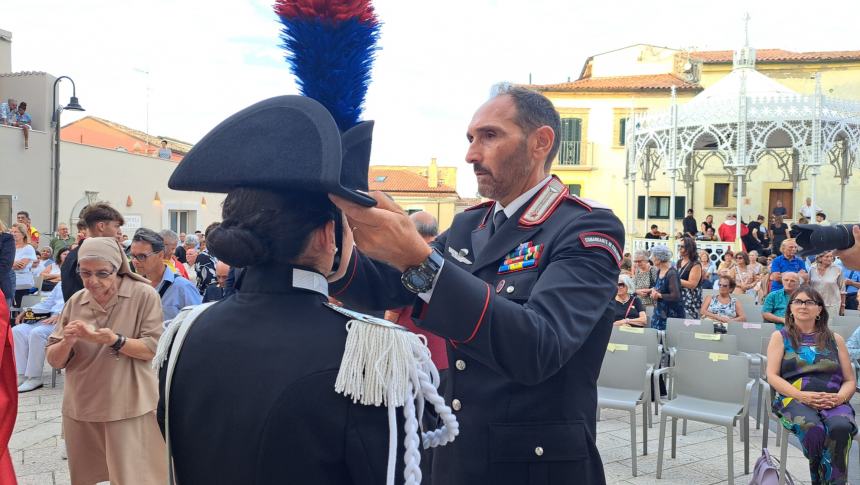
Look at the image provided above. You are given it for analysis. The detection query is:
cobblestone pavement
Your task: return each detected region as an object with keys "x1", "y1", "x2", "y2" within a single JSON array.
[{"x1": 11, "y1": 368, "x2": 856, "y2": 484}]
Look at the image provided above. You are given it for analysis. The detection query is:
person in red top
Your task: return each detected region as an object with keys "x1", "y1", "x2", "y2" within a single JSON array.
[
  {"x1": 384, "y1": 211, "x2": 449, "y2": 371},
  {"x1": 0, "y1": 291, "x2": 18, "y2": 484},
  {"x1": 718, "y1": 214, "x2": 749, "y2": 251}
]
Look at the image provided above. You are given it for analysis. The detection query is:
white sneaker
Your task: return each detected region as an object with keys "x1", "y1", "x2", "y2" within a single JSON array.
[
  {"x1": 17, "y1": 375, "x2": 25, "y2": 387},
  {"x1": 59, "y1": 440, "x2": 67, "y2": 460},
  {"x1": 17, "y1": 378, "x2": 43, "y2": 393}
]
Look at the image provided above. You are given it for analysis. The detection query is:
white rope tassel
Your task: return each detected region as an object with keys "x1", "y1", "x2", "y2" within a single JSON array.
[{"x1": 335, "y1": 318, "x2": 459, "y2": 485}]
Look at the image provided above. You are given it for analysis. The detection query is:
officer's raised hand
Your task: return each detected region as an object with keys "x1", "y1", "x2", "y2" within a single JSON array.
[{"x1": 330, "y1": 191, "x2": 431, "y2": 272}]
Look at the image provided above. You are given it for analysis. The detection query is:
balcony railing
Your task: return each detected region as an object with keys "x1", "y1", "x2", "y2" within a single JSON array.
[{"x1": 556, "y1": 140, "x2": 594, "y2": 167}]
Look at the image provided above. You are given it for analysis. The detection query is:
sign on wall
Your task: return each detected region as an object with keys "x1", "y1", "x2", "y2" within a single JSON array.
[{"x1": 123, "y1": 214, "x2": 142, "y2": 232}]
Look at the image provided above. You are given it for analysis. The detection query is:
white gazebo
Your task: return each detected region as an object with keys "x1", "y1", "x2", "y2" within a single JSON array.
[{"x1": 626, "y1": 32, "x2": 860, "y2": 244}]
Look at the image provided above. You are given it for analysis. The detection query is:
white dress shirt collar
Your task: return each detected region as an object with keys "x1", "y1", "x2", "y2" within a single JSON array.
[{"x1": 493, "y1": 175, "x2": 553, "y2": 219}]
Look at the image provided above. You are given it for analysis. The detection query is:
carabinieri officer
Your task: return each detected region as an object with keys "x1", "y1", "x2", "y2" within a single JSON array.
[
  {"x1": 331, "y1": 86, "x2": 625, "y2": 485},
  {"x1": 156, "y1": 96, "x2": 406, "y2": 484}
]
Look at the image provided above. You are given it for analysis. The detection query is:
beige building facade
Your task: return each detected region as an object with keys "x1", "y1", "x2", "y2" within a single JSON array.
[{"x1": 532, "y1": 44, "x2": 860, "y2": 240}]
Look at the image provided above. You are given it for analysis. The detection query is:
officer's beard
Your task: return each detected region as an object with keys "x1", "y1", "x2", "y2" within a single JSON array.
[{"x1": 474, "y1": 139, "x2": 531, "y2": 201}]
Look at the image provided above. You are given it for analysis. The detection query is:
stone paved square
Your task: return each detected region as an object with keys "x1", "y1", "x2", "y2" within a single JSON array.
[{"x1": 14, "y1": 365, "x2": 858, "y2": 484}]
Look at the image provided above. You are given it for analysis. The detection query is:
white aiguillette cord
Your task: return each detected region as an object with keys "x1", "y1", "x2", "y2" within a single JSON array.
[{"x1": 325, "y1": 303, "x2": 459, "y2": 485}]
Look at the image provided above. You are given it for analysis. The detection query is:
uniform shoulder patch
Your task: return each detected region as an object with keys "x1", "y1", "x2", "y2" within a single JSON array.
[
  {"x1": 464, "y1": 200, "x2": 494, "y2": 211},
  {"x1": 519, "y1": 177, "x2": 568, "y2": 226},
  {"x1": 579, "y1": 231, "x2": 623, "y2": 268}
]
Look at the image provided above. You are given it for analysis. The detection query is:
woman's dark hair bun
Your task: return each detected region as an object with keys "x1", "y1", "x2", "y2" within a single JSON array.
[
  {"x1": 205, "y1": 187, "x2": 337, "y2": 268},
  {"x1": 206, "y1": 223, "x2": 263, "y2": 268}
]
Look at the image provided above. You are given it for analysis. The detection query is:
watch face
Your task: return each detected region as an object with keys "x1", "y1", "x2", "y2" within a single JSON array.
[{"x1": 408, "y1": 272, "x2": 427, "y2": 288}]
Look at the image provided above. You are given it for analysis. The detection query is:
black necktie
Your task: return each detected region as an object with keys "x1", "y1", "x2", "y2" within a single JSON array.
[{"x1": 490, "y1": 210, "x2": 508, "y2": 236}]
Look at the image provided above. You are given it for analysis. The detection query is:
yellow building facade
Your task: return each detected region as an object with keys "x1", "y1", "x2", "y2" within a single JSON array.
[{"x1": 531, "y1": 44, "x2": 860, "y2": 239}]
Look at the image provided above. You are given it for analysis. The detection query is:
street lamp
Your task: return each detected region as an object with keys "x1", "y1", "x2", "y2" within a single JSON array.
[{"x1": 51, "y1": 76, "x2": 85, "y2": 232}]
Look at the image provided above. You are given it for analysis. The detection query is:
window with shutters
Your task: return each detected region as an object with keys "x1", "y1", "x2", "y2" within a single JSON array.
[
  {"x1": 613, "y1": 108, "x2": 645, "y2": 148},
  {"x1": 558, "y1": 118, "x2": 582, "y2": 165},
  {"x1": 636, "y1": 196, "x2": 686, "y2": 220}
]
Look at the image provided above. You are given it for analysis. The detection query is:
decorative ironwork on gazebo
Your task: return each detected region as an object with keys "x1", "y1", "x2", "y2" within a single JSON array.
[{"x1": 626, "y1": 22, "x2": 860, "y2": 243}]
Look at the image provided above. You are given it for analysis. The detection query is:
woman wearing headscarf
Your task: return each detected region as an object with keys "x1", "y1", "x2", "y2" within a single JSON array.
[{"x1": 45, "y1": 237, "x2": 166, "y2": 484}]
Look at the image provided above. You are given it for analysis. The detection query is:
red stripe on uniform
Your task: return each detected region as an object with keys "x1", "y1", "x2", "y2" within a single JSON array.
[
  {"x1": 331, "y1": 251, "x2": 359, "y2": 297},
  {"x1": 457, "y1": 283, "x2": 491, "y2": 344}
]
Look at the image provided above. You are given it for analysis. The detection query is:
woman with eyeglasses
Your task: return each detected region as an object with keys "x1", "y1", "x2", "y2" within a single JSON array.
[
  {"x1": 809, "y1": 251, "x2": 846, "y2": 317},
  {"x1": 700, "y1": 275, "x2": 747, "y2": 332},
  {"x1": 766, "y1": 286, "x2": 856, "y2": 485},
  {"x1": 612, "y1": 275, "x2": 647, "y2": 327},
  {"x1": 45, "y1": 237, "x2": 166, "y2": 484}
]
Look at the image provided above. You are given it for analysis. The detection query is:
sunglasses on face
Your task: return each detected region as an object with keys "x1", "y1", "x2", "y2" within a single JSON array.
[
  {"x1": 617, "y1": 283, "x2": 625, "y2": 287},
  {"x1": 718, "y1": 283, "x2": 730, "y2": 287},
  {"x1": 790, "y1": 299, "x2": 820, "y2": 308}
]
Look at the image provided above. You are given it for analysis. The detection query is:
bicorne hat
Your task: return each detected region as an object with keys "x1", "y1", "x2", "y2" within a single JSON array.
[{"x1": 167, "y1": 95, "x2": 376, "y2": 207}]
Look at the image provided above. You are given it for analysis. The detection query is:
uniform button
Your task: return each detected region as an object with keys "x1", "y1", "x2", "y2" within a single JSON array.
[
  {"x1": 506, "y1": 285, "x2": 515, "y2": 294},
  {"x1": 455, "y1": 360, "x2": 466, "y2": 371},
  {"x1": 452, "y1": 399, "x2": 462, "y2": 411},
  {"x1": 535, "y1": 446, "x2": 544, "y2": 457}
]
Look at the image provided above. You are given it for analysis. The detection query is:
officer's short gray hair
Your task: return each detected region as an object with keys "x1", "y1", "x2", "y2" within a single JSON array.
[{"x1": 649, "y1": 245, "x2": 673, "y2": 263}]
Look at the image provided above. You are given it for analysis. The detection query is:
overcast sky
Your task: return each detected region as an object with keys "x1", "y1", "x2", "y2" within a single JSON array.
[{"x1": 4, "y1": 0, "x2": 859, "y2": 196}]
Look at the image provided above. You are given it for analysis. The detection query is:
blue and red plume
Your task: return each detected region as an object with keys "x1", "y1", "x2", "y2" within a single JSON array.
[{"x1": 274, "y1": 0, "x2": 380, "y2": 132}]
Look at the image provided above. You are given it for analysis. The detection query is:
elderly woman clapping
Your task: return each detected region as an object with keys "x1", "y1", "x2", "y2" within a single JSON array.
[
  {"x1": 613, "y1": 274, "x2": 647, "y2": 327},
  {"x1": 46, "y1": 237, "x2": 166, "y2": 484}
]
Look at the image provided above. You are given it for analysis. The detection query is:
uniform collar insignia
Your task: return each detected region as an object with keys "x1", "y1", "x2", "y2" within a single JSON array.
[
  {"x1": 519, "y1": 177, "x2": 568, "y2": 227},
  {"x1": 292, "y1": 268, "x2": 329, "y2": 297}
]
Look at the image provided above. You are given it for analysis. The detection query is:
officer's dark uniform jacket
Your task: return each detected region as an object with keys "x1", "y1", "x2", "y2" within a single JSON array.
[
  {"x1": 157, "y1": 264, "x2": 404, "y2": 484},
  {"x1": 331, "y1": 176, "x2": 625, "y2": 485}
]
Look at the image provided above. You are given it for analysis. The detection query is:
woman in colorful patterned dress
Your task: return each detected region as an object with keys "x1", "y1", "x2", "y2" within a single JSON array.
[{"x1": 766, "y1": 285, "x2": 856, "y2": 485}]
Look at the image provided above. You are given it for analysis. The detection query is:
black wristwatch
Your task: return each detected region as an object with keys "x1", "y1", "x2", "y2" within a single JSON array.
[{"x1": 401, "y1": 249, "x2": 444, "y2": 294}]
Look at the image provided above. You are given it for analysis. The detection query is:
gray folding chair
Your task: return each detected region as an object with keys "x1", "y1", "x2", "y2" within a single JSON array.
[
  {"x1": 664, "y1": 317, "x2": 704, "y2": 350},
  {"x1": 610, "y1": 326, "x2": 663, "y2": 421},
  {"x1": 734, "y1": 294, "x2": 758, "y2": 320},
  {"x1": 656, "y1": 349, "x2": 755, "y2": 485},
  {"x1": 726, "y1": 324, "x2": 776, "y2": 429},
  {"x1": 831, "y1": 317, "x2": 860, "y2": 336},
  {"x1": 831, "y1": 324, "x2": 857, "y2": 342},
  {"x1": 674, "y1": 332, "x2": 738, "y2": 356},
  {"x1": 597, "y1": 343, "x2": 651, "y2": 477},
  {"x1": 727, "y1": 322, "x2": 776, "y2": 365}
]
